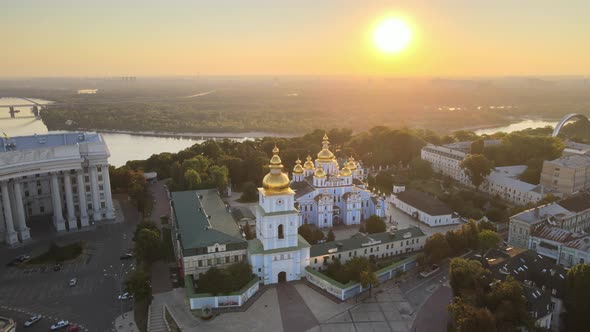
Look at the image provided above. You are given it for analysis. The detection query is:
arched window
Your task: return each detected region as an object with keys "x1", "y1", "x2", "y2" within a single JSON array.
[{"x1": 278, "y1": 224, "x2": 284, "y2": 239}]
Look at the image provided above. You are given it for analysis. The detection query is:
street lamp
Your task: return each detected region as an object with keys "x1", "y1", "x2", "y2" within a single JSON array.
[{"x1": 103, "y1": 262, "x2": 135, "y2": 318}]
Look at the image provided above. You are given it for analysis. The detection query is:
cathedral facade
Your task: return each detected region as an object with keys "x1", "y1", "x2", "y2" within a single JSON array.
[
  {"x1": 248, "y1": 136, "x2": 386, "y2": 284},
  {"x1": 291, "y1": 134, "x2": 386, "y2": 228}
]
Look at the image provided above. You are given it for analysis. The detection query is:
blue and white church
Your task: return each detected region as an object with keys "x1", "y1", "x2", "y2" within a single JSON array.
[{"x1": 248, "y1": 138, "x2": 387, "y2": 284}]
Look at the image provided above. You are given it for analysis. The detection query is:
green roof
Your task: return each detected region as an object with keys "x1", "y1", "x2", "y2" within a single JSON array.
[
  {"x1": 310, "y1": 227, "x2": 426, "y2": 257},
  {"x1": 248, "y1": 234, "x2": 311, "y2": 255},
  {"x1": 171, "y1": 189, "x2": 246, "y2": 250}
]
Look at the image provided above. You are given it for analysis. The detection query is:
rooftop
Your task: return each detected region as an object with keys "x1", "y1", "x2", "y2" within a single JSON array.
[
  {"x1": 230, "y1": 206, "x2": 255, "y2": 221},
  {"x1": 0, "y1": 132, "x2": 103, "y2": 153},
  {"x1": 556, "y1": 191, "x2": 590, "y2": 212},
  {"x1": 511, "y1": 203, "x2": 571, "y2": 225},
  {"x1": 310, "y1": 227, "x2": 426, "y2": 257},
  {"x1": 394, "y1": 189, "x2": 454, "y2": 216},
  {"x1": 546, "y1": 154, "x2": 590, "y2": 168},
  {"x1": 563, "y1": 236, "x2": 590, "y2": 252},
  {"x1": 171, "y1": 189, "x2": 246, "y2": 250},
  {"x1": 531, "y1": 224, "x2": 585, "y2": 243},
  {"x1": 489, "y1": 250, "x2": 567, "y2": 298}
]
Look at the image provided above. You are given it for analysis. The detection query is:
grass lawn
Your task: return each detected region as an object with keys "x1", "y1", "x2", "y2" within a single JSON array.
[{"x1": 27, "y1": 241, "x2": 84, "y2": 265}]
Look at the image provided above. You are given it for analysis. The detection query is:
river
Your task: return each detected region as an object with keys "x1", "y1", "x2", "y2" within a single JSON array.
[
  {"x1": 0, "y1": 97, "x2": 251, "y2": 167},
  {"x1": 1, "y1": 98, "x2": 561, "y2": 166}
]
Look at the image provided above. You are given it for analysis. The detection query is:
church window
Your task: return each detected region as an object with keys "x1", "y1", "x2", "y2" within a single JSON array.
[
  {"x1": 370, "y1": 248, "x2": 373, "y2": 253},
  {"x1": 348, "y1": 252, "x2": 352, "y2": 257},
  {"x1": 208, "y1": 258, "x2": 212, "y2": 266},
  {"x1": 364, "y1": 249, "x2": 367, "y2": 254},
  {"x1": 314, "y1": 258, "x2": 317, "y2": 264},
  {"x1": 310, "y1": 205, "x2": 313, "y2": 211},
  {"x1": 258, "y1": 268, "x2": 262, "y2": 272},
  {"x1": 278, "y1": 224, "x2": 284, "y2": 239},
  {"x1": 198, "y1": 260, "x2": 203, "y2": 267},
  {"x1": 225, "y1": 256, "x2": 230, "y2": 263}
]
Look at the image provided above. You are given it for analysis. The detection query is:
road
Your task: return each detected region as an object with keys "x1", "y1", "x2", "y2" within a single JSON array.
[
  {"x1": 0, "y1": 194, "x2": 141, "y2": 332},
  {"x1": 398, "y1": 262, "x2": 453, "y2": 332}
]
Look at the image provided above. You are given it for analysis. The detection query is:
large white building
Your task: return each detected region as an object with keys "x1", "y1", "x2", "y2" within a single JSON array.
[
  {"x1": 0, "y1": 132, "x2": 115, "y2": 246},
  {"x1": 421, "y1": 142, "x2": 554, "y2": 205},
  {"x1": 291, "y1": 134, "x2": 386, "y2": 228},
  {"x1": 391, "y1": 188, "x2": 460, "y2": 227}
]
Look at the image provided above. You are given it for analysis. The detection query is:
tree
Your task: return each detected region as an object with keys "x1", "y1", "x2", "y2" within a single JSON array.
[
  {"x1": 184, "y1": 169, "x2": 202, "y2": 190},
  {"x1": 134, "y1": 228, "x2": 163, "y2": 264},
  {"x1": 449, "y1": 258, "x2": 490, "y2": 303},
  {"x1": 409, "y1": 157, "x2": 433, "y2": 180},
  {"x1": 449, "y1": 298, "x2": 496, "y2": 332},
  {"x1": 197, "y1": 262, "x2": 254, "y2": 295},
  {"x1": 239, "y1": 181, "x2": 258, "y2": 202},
  {"x1": 209, "y1": 165, "x2": 229, "y2": 190},
  {"x1": 360, "y1": 270, "x2": 379, "y2": 297},
  {"x1": 344, "y1": 256, "x2": 373, "y2": 283},
  {"x1": 326, "y1": 229, "x2": 336, "y2": 242},
  {"x1": 133, "y1": 221, "x2": 160, "y2": 241},
  {"x1": 484, "y1": 277, "x2": 532, "y2": 331},
  {"x1": 125, "y1": 269, "x2": 151, "y2": 302},
  {"x1": 423, "y1": 233, "x2": 450, "y2": 264},
  {"x1": 298, "y1": 224, "x2": 325, "y2": 245},
  {"x1": 365, "y1": 215, "x2": 386, "y2": 234},
  {"x1": 478, "y1": 230, "x2": 500, "y2": 251},
  {"x1": 470, "y1": 139, "x2": 485, "y2": 154},
  {"x1": 565, "y1": 264, "x2": 590, "y2": 331},
  {"x1": 182, "y1": 155, "x2": 210, "y2": 173},
  {"x1": 460, "y1": 154, "x2": 493, "y2": 190}
]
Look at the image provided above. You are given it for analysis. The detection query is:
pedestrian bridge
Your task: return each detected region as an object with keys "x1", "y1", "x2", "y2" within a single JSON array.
[{"x1": 552, "y1": 113, "x2": 589, "y2": 137}]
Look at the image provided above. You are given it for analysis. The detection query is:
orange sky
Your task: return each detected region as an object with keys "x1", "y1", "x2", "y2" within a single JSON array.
[{"x1": 1, "y1": 0, "x2": 589, "y2": 77}]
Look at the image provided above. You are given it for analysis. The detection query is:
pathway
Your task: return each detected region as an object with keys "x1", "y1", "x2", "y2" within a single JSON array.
[
  {"x1": 276, "y1": 283, "x2": 318, "y2": 332},
  {"x1": 411, "y1": 286, "x2": 452, "y2": 332}
]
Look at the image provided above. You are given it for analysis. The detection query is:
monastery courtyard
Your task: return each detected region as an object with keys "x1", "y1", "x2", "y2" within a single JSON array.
[{"x1": 157, "y1": 280, "x2": 417, "y2": 332}]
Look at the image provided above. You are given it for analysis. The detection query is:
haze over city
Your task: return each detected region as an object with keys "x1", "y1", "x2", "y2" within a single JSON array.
[
  {"x1": 2, "y1": 0, "x2": 590, "y2": 77},
  {"x1": 2, "y1": 1, "x2": 590, "y2": 332}
]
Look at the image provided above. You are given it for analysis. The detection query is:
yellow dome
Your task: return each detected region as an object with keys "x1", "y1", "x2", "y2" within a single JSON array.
[
  {"x1": 347, "y1": 156, "x2": 357, "y2": 170},
  {"x1": 339, "y1": 166, "x2": 352, "y2": 177},
  {"x1": 293, "y1": 158, "x2": 304, "y2": 174},
  {"x1": 262, "y1": 146, "x2": 291, "y2": 192},
  {"x1": 316, "y1": 133, "x2": 335, "y2": 162},
  {"x1": 304, "y1": 155, "x2": 315, "y2": 170},
  {"x1": 314, "y1": 165, "x2": 326, "y2": 178}
]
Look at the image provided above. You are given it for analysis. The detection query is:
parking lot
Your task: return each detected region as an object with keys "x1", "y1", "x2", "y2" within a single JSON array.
[{"x1": 0, "y1": 194, "x2": 140, "y2": 332}]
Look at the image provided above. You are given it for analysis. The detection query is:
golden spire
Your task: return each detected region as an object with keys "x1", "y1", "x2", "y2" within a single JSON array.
[
  {"x1": 347, "y1": 155, "x2": 357, "y2": 170},
  {"x1": 314, "y1": 165, "x2": 326, "y2": 178},
  {"x1": 293, "y1": 157, "x2": 304, "y2": 174},
  {"x1": 316, "y1": 133, "x2": 335, "y2": 162},
  {"x1": 262, "y1": 145, "x2": 291, "y2": 193},
  {"x1": 339, "y1": 165, "x2": 352, "y2": 177},
  {"x1": 304, "y1": 154, "x2": 315, "y2": 170}
]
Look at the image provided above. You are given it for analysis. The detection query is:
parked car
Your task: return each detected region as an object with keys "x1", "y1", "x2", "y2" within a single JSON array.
[
  {"x1": 117, "y1": 292, "x2": 134, "y2": 300},
  {"x1": 66, "y1": 324, "x2": 80, "y2": 332},
  {"x1": 68, "y1": 278, "x2": 78, "y2": 287},
  {"x1": 23, "y1": 314, "x2": 42, "y2": 327},
  {"x1": 50, "y1": 320, "x2": 70, "y2": 330},
  {"x1": 419, "y1": 264, "x2": 440, "y2": 278},
  {"x1": 119, "y1": 253, "x2": 133, "y2": 260},
  {"x1": 53, "y1": 263, "x2": 62, "y2": 271}
]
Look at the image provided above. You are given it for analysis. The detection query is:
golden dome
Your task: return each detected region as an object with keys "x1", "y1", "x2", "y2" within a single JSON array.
[
  {"x1": 304, "y1": 155, "x2": 315, "y2": 170},
  {"x1": 314, "y1": 165, "x2": 326, "y2": 178},
  {"x1": 262, "y1": 146, "x2": 291, "y2": 192},
  {"x1": 339, "y1": 166, "x2": 352, "y2": 177},
  {"x1": 347, "y1": 156, "x2": 357, "y2": 170},
  {"x1": 316, "y1": 133, "x2": 335, "y2": 162},
  {"x1": 293, "y1": 158, "x2": 304, "y2": 174}
]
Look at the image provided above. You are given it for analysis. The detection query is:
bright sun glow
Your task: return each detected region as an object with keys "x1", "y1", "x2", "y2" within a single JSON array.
[{"x1": 373, "y1": 18, "x2": 411, "y2": 53}]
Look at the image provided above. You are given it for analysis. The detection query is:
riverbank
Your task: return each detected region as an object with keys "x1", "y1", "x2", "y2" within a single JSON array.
[{"x1": 83, "y1": 128, "x2": 298, "y2": 140}]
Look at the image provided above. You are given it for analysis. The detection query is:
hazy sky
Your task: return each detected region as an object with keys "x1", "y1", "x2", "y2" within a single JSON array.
[{"x1": 2, "y1": 0, "x2": 589, "y2": 77}]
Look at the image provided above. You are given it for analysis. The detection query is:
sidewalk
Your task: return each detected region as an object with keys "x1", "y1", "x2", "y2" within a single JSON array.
[{"x1": 115, "y1": 311, "x2": 140, "y2": 332}]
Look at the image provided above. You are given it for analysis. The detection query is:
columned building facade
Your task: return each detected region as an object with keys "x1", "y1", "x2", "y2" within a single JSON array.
[{"x1": 0, "y1": 133, "x2": 114, "y2": 246}]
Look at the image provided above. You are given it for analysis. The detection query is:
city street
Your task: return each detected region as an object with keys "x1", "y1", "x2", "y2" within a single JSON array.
[{"x1": 0, "y1": 194, "x2": 141, "y2": 332}]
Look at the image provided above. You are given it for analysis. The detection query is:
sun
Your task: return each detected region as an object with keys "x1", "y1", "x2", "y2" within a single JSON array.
[{"x1": 373, "y1": 18, "x2": 411, "y2": 53}]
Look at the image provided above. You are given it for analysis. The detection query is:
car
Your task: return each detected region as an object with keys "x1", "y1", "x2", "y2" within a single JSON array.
[
  {"x1": 50, "y1": 320, "x2": 70, "y2": 330},
  {"x1": 119, "y1": 253, "x2": 133, "y2": 260},
  {"x1": 68, "y1": 278, "x2": 78, "y2": 287},
  {"x1": 23, "y1": 314, "x2": 42, "y2": 327},
  {"x1": 117, "y1": 292, "x2": 134, "y2": 300},
  {"x1": 53, "y1": 263, "x2": 62, "y2": 271}
]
